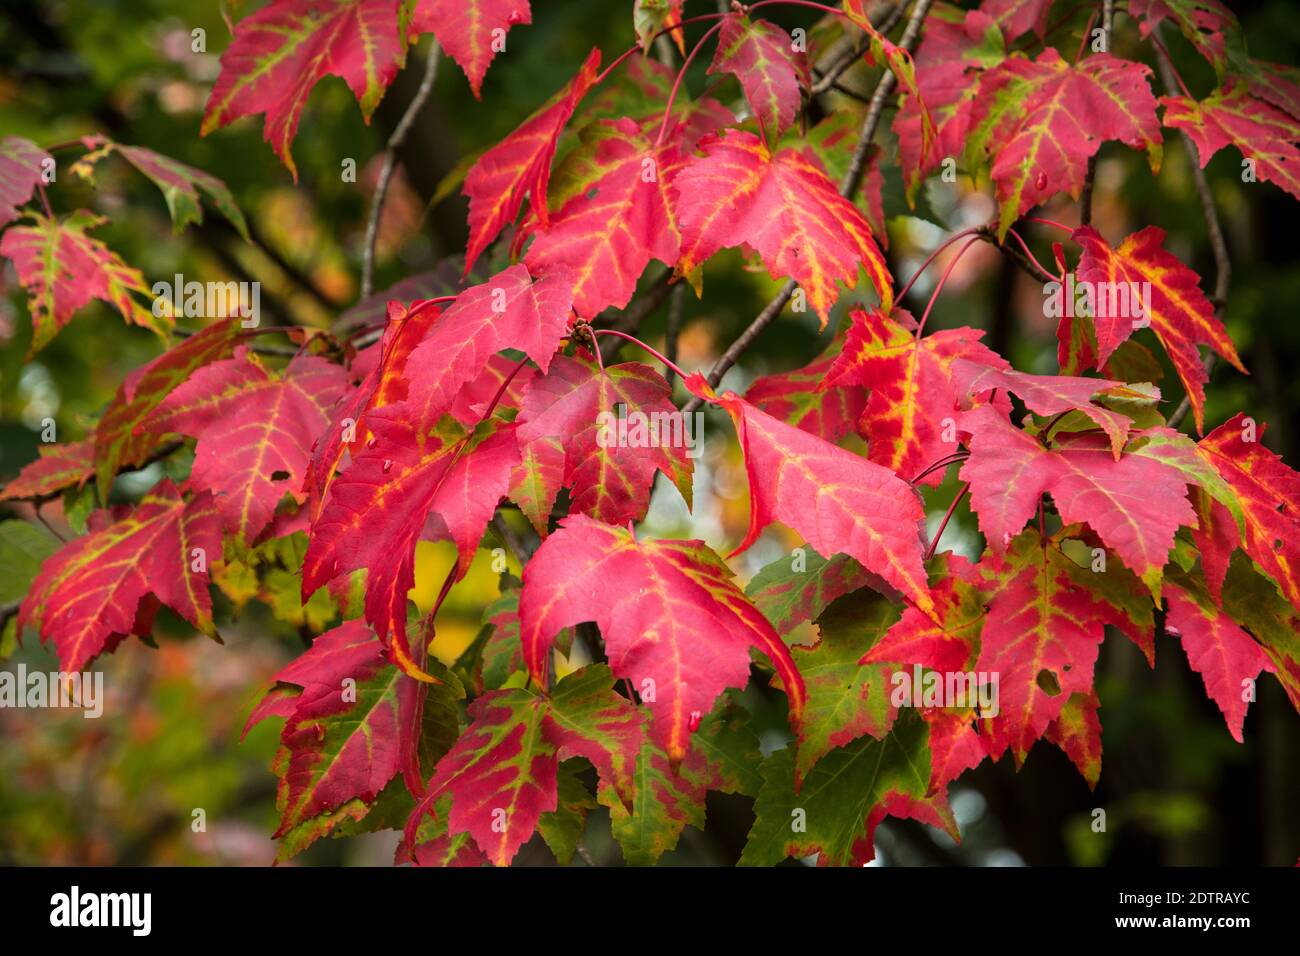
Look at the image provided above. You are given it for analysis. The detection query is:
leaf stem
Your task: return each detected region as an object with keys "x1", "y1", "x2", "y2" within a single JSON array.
[
  {"x1": 655, "y1": 20, "x2": 726, "y2": 149},
  {"x1": 913, "y1": 235, "x2": 982, "y2": 340},
  {"x1": 1004, "y1": 227, "x2": 1057, "y2": 282},
  {"x1": 593, "y1": 328, "x2": 689, "y2": 380},
  {"x1": 1026, "y1": 215, "x2": 1073, "y2": 235},
  {"x1": 897, "y1": 226, "x2": 984, "y2": 301},
  {"x1": 925, "y1": 482, "x2": 968, "y2": 560},
  {"x1": 911, "y1": 451, "x2": 968, "y2": 485},
  {"x1": 594, "y1": 14, "x2": 728, "y2": 85}
]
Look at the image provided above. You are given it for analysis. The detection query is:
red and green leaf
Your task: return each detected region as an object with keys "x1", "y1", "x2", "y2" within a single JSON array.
[
  {"x1": 19, "y1": 480, "x2": 220, "y2": 673},
  {"x1": 0, "y1": 210, "x2": 164, "y2": 356}
]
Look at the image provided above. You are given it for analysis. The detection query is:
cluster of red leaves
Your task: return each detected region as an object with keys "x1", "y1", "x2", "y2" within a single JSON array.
[{"x1": 4, "y1": 0, "x2": 1300, "y2": 867}]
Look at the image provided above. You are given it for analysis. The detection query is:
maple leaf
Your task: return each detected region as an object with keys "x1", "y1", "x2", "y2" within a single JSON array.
[
  {"x1": 518, "y1": 515, "x2": 806, "y2": 764},
  {"x1": 403, "y1": 264, "x2": 573, "y2": 417},
  {"x1": 92, "y1": 320, "x2": 243, "y2": 499},
  {"x1": 1196, "y1": 413, "x2": 1300, "y2": 613},
  {"x1": 0, "y1": 439, "x2": 94, "y2": 502},
  {"x1": 0, "y1": 136, "x2": 51, "y2": 230},
  {"x1": 513, "y1": 353, "x2": 692, "y2": 528},
  {"x1": 1045, "y1": 692, "x2": 1103, "y2": 789},
  {"x1": 708, "y1": 14, "x2": 809, "y2": 145},
  {"x1": 523, "y1": 118, "x2": 685, "y2": 318},
  {"x1": 951, "y1": 358, "x2": 1158, "y2": 459},
  {"x1": 404, "y1": 664, "x2": 642, "y2": 866},
  {"x1": 305, "y1": 300, "x2": 445, "y2": 518},
  {"x1": 69, "y1": 136, "x2": 248, "y2": 240},
  {"x1": 19, "y1": 480, "x2": 220, "y2": 673},
  {"x1": 979, "y1": 0, "x2": 1052, "y2": 39},
  {"x1": 410, "y1": 0, "x2": 531, "y2": 98},
  {"x1": 893, "y1": 7, "x2": 1005, "y2": 186},
  {"x1": 142, "y1": 348, "x2": 349, "y2": 546},
  {"x1": 463, "y1": 48, "x2": 601, "y2": 272},
  {"x1": 861, "y1": 553, "x2": 985, "y2": 678},
  {"x1": 746, "y1": 547, "x2": 882, "y2": 638},
  {"x1": 247, "y1": 619, "x2": 462, "y2": 859},
  {"x1": 674, "y1": 129, "x2": 893, "y2": 325},
  {"x1": 741, "y1": 710, "x2": 955, "y2": 866},
  {"x1": 1124, "y1": 425, "x2": 1246, "y2": 602},
  {"x1": 960, "y1": 405, "x2": 1195, "y2": 596},
  {"x1": 743, "y1": 340, "x2": 868, "y2": 443},
  {"x1": 1130, "y1": 0, "x2": 1239, "y2": 76},
  {"x1": 535, "y1": 761, "x2": 599, "y2": 865},
  {"x1": 688, "y1": 377, "x2": 933, "y2": 615},
  {"x1": 842, "y1": 0, "x2": 936, "y2": 184},
  {"x1": 0, "y1": 210, "x2": 164, "y2": 357},
  {"x1": 633, "y1": 0, "x2": 684, "y2": 55},
  {"x1": 967, "y1": 50, "x2": 1162, "y2": 238},
  {"x1": 201, "y1": 0, "x2": 408, "y2": 180},
  {"x1": 824, "y1": 306, "x2": 1008, "y2": 484},
  {"x1": 973, "y1": 528, "x2": 1131, "y2": 764},
  {"x1": 1219, "y1": 555, "x2": 1300, "y2": 715},
  {"x1": 1073, "y1": 225, "x2": 1245, "y2": 432},
  {"x1": 598, "y1": 701, "x2": 762, "y2": 865},
  {"x1": 1165, "y1": 569, "x2": 1273, "y2": 743},
  {"x1": 399, "y1": 794, "x2": 489, "y2": 867},
  {"x1": 303, "y1": 405, "x2": 519, "y2": 679},
  {"x1": 786, "y1": 588, "x2": 903, "y2": 784},
  {"x1": 924, "y1": 706, "x2": 989, "y2": 793},
  {"x1": 1161, "y1": 83, "x2": 1300, "y2": 202}
]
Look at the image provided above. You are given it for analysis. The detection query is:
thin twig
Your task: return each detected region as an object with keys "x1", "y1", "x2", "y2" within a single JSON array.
[
  {"x1": 490, "y1": 512, "x2": 538, "y2": 563},
  {"x1": 1154, "y1": 28, "x2": 1230, "y2": 430},
  {"x1": 361, "y1": 43, "x2": 441, "y2": 301},
  {"x1": 1078, "y1": 0, "x2": 1114, "y2": 225},
  {"x1": 682, "y1": 0, "x2": 935, "y2": 412},
  {"x1": 597, "y1": 268, "x2": 675, "y2": 363},
  {"x1": 664, "y1": 283, "x2": 685, "y2": 385}
]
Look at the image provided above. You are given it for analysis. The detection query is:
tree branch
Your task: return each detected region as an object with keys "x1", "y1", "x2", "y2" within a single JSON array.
[
  {"x1": 682, "y1": 0, "x2": 935, "y2": 411},
  {"x1": 361, "y1": 42, "x2": 441, "y2": 301},
  {"x1": 1154, "y1": 29, "x2": 1231, "y2": 430},
  {"x1": 1079, "y1": 0, "x2": 1115, "y2": 226}
]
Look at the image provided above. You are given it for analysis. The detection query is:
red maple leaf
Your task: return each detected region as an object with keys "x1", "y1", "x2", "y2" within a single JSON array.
[
  {"x1": 518, "y1": 515, "x2": 806, "y2": 764},
  {"x1": 0, "y1": 136, "x2": 52, "y2": 230},
  {"x1": 824, "y1": 307, "x2": 1008, "y2": 483},
  {"x1": 1073, "y1": 224, "x2": 1245, "y2": 432},
  {"x1": 463, "y1": 48, "x2": 601, "y2": 272},
  {"x1": 201, "y1": 0, "x2": 409, "y2": 180},
  {"x1": 410, "y1": 0, "x2": 531, "y2": 98},
  {"x1": 513, "y1": 353, "x2": 692, "y2": 529},
  {"x1": 523, "y1": 118, "x2": 685, "y2": 318},
  {"x1": 708, "y1": 14, "x2": 809, "y2": 145},
  {"x1": 968, "y1": 50, "x2": 1162, "y2": 237},
  {"x1": 688, "y1": 376, "x2": 933, "y2": 615},
  {"x1": 675, "y1": 129, "x2": 893, "y2": 325},
  {"x1": 960, "y1": 405, "x2": 1195, "y2": 594},
  {"x1": 142, "y1": 348, "x2": 349, "y2": 546},
  {"x1": 1166, "y1": 572, "x2": 1274, "y2": 742}
]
